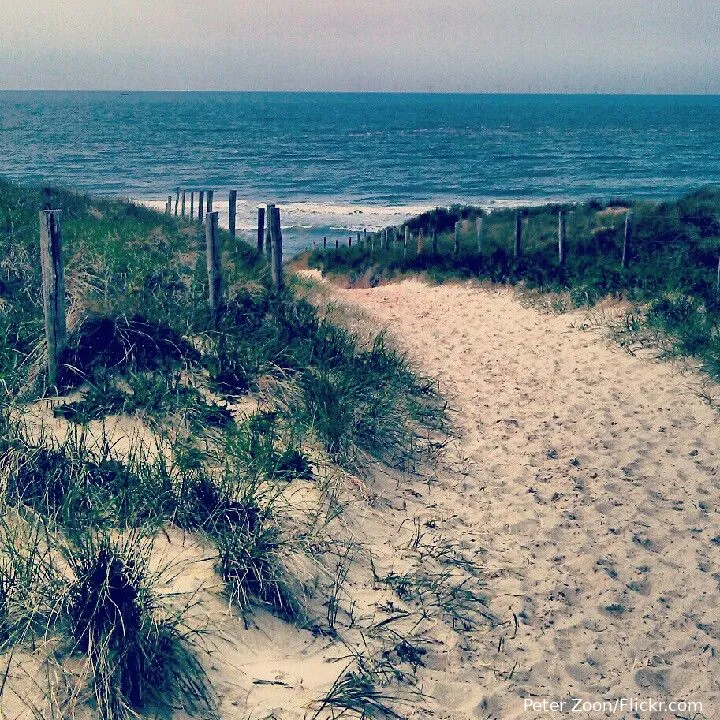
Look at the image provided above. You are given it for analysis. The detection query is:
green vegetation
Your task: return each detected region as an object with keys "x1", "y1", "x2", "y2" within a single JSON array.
[
  {"x1": 308, "y1": 188, "x2": 720, "y2": 380},
  {"x1": 0, "y1": 178, "x2": 447, "y2": 717}
]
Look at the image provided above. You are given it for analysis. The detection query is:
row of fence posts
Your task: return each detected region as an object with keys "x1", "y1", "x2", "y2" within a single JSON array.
[
  {"x1": 39, "y1": 191, "x2": 286, "y2": 386},
  {"x1": 33, "y1": 199, "x2": 720, "y2": 387},
  {"x1": 319, "y1": 208, "x2": 637, "y2": 271}
]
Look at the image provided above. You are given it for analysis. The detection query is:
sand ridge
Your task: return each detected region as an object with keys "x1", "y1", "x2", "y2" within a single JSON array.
[{"x1": 316, "y1": 276, "x2": 719, "y2": 719}]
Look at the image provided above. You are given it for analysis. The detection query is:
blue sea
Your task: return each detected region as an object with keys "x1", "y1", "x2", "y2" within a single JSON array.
[{"x1": 1, "y1": 92, "x2": 719, "y2": 254}]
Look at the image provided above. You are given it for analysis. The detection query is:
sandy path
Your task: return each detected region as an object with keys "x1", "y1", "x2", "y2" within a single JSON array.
[{"x1": 321, "y1": 278, "x2": 719, "y2": 719}]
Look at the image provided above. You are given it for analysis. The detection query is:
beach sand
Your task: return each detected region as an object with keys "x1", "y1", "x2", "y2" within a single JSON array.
[
  {"x1": 305, "y1": 275, "x2": 719, "y2": 719},
  {"x1": 5, "y1": 275, "x2": 718, "y2": 719}
]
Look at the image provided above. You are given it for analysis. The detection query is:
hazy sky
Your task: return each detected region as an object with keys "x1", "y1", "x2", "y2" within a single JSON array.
[{"x1": 1, "y1": 0, "x2": 718, "y2": 93}]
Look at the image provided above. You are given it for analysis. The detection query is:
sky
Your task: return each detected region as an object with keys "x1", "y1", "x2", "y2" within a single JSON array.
[{"x1": 0, "y1": 0, "x2": 719, "y2": 93}]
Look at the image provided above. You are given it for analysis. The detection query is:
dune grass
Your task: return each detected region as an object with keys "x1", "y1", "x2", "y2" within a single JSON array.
[
  {"x1": 308, "y1": 187, "x2": 720, "y2": 381},
  {"x1": 0, "y1": 178, "x2": 447, "y2": 717}
]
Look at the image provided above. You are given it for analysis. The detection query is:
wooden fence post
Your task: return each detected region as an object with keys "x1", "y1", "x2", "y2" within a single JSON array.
[
  {"x1": 417, "y1": 229, "x2": 424, "y2": 254},
  {"x1": 39, "y1": 210, "x2": 66, "y2": 386},
  {"x1": 165, "y1": 198, "x2": 171, "y2": 214},
  {"x1": 514, "y1": 212, "x2": 522, "y2": 258},
  {"x1": 198, "y1": 191, "x2": 205, "y2": 222},
  {"x1": 323, "y1": 236, "x2": 327, "y2": 249},
  {"x1": 558, "y1": 209, "x2": 567, "y2": 265},
  {"x1": 265, "y1": 203, "x2": 275, "y2": 257},
  {"x1": 206, "y1": 190, "x2": 214, "y2": 214},
  {"x1": 174, "y1": 187, "x2": 180, "y2": 216},
  {"x1": 257, "y1": 206, "x2": 266, "y2": 252},
  {"x1": 270, "y1": 206, "x2": 284, "y2": 290},
  {"x1": 190, "y1": 191, "x2": 194, "y2": 218},
  {"x1": 716, "y1": 255, "x2": 719, "y2": 294},
  {"x1": 348, "y1": 235, "x2": 352, "y2": 247},
  {"x1": 205, "y1": 211, "x2": 221, "y2": 316},
  {"x1": 476, "y1": 217, "x2": 483, "y2": 252},
  {"x1": 404, "y1": 226, "x2": 409, "y2": 256},
  {"x1": 357, "y1": 231, "x2": 361, "y2": 246},
  {"x1": 181, "y1": 190, "x2": 186, "y2": 217},
  {"x1": 622, "y1": 211, "x2": 632, "y2": 269},
  {"x1": 228, "y1": 190, "x2": 237, "y2": 239},
  {"x1": 335, "y1": 238, "x2": 339, "y2": 251},
  {"x1": 432, "y1": 228, "x2": 437, "y2": 254},
  {"x1": 454, "y1": 221, "x2": 461, "y2": 255}
]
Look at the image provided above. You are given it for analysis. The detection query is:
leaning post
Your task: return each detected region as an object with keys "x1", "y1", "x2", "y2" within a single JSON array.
[
  {"x1": 205, "y1": 211, "x2": 222, "y2": 317},
  {"x1": 514, "y1": 212, "x2": 522, "y2": 258},
  {"x1": 257, "y1": 206, "x2": 266, "y2": 252},
  {"x1": 228, "y1": 190, "x2": 237, "y2": 239},
  {"x1": 39, "y1": 210, "x2": 66, "y2": 387},
  {"x1": 622, "y1": 211, "x2": 632, "y2": 269},
  {"x1": 265, "y1": 203, "x2": 275, "y2": 257},
  {"x1": 558, "y1": 209, "x2": 567, "y2": 265},
  {"x1": 270, "y1": 206, "x2": 284, "y2": 291},
  {"x1": 174, "y1": 187, "x2": 180, "y2": 215}
]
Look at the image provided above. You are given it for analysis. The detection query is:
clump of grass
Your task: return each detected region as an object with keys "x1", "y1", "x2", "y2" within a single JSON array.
[
  {"x1": 60, "y1": 313, "x2": 199, "y2": 389},
  {"x1": 62, "y1": 529, "x2": 211, "y2": 719},
  {"x1": 312, "y1": 657, "x2": 405, "y2": 720},
  {"x1": 176, "y1": 462, "x2": 300, "y2": 621},
  {"x1": 2, "y1": 421, "x2": 174, "y2": 529},
  {"x1": 294, "y1": 335, "x2": 446, "y2": 470}
]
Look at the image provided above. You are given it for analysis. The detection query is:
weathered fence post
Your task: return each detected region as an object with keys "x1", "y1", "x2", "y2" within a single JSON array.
[
  {"x1": 404, "y1": 226, "x2": 410, "y2": 256},
  {"x1": 348, "y1": 235, "x2": 352, "y2": 247},
  {"x1": 181, "y1": 190, "x2": 186, "y2": 217},
  {"x1": 622, "y1": 211, "x2": 632, "y2": 269},
  {"x1": 206, "y1": 190, "x2": 214, "y2": 213},
  {"x1": 174, "y1": 187, "x2": 180, "y2": 216},
  {"x1": 269, "y1": 206, "x2": 284, "y2": 291},
  {"x1": 198, "y1": 191, "x2": 205, "y2": 222},
  {"x1": 257, "y1": 206, "x2": 266, "y2": 252},
  {"x1": 165, "y1": 198, "x2": 171, "y2": 214},
  {"x1": 335, "y1": 238, "x2": 339, "y2": 252},
  {"x1": 205, "y1": 211, "x2": 221, "y2": 316},
  {"x1": 265, "y1": 203, "x2": 275, "y2": 257},
  {"x1": 432, "y1": 228, "x2": 438, "y2": 254},
  {"x1": 228, "y1": 190, "x2": 237, "y2": 239},
  {"x1": 39, "y1": 210, "x2": 66, "y2": 386},
  {"x1": 190, "y1": 191, "x2": 195, "y2": 218},
  {"x1": 323, "y1": 236, "x2": 327, "y2": 249},
  {"x1": 357, "y1": 231, "x2": 361, "y2": 247},
  {"x1": 454, "y1": 221, "x2": 461, "y2": 255},
  {"x1": 417, "y1": 229, "x2": 424, "y2": 254},
  {"x1": 514, "y1": 212, "x2": 522, "y2": 258},
  {"x1": 476, "y1": 217, "x2": 483, "y2": 252},
  {"x1": 558, "y1": 209, "x2": 567, "y2": 265}
]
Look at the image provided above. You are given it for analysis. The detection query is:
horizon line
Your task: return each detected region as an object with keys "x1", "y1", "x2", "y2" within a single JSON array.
[{"x1": 1, "y1": 88, "x2": 720, "y2": 97}]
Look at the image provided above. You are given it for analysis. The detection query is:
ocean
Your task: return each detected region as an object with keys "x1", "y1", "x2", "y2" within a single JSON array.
[{"x1": 1, "y1": 91, "x2": 719, "y2": 255}]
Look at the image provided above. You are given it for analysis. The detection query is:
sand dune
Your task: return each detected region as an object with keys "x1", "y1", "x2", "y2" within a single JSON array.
[{"x1": 313, "y1": 276, "x2": 719, "y2": 719}]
